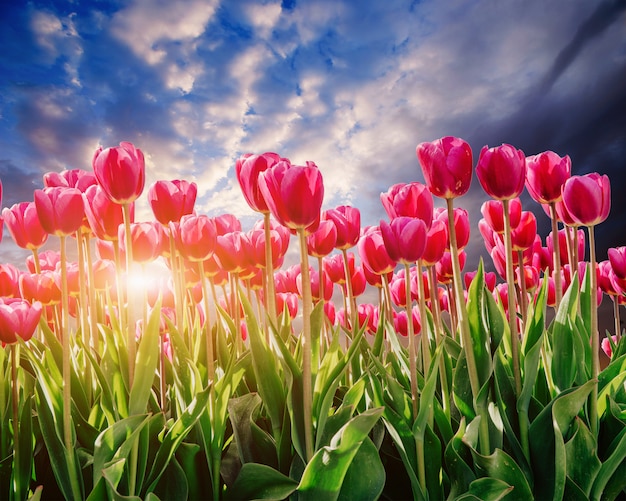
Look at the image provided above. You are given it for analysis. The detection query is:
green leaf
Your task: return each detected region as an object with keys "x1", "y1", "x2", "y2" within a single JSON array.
[
  {"x1": 470, "y1": 448, "x2": 533, "y2": 500},
  {"x1": 151, "y1": 456, "x2": 188, "y2": 500},
  {"x1": 466, "y1": 261, "x2": 494, "y2": 386},
  {"x1": 551, "y1": 275, "x2": 579, "y2": 392},
  {"x1": 225, "y1": 463, "x2": 298, "y2": 501},
  {"x1": 444, "y1": 418, "x2": 476, "y2": 499},
  {"x1": 337, "y1": 437, "x2": 385, "y2": 501},
  {"x1": 129, "y1": 302, "x2": 162, "y2": 416},
  {"x1": 457, "y1": 477, "x2": 514, "y2": 501},
  {"x1": 297, "y1": 407, "x2": 384, "y2": 501},
  {"x1": 590, "y1": 427, "x2": 626, "y2": 500},
  {"x1": 564, "y1": 418, "x2": 601, "y2": 497}
]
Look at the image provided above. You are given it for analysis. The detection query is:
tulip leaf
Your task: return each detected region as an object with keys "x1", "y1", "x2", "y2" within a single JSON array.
[
  {"x1": 444, "y1": 418, "x2": 476, "y2": 499},
  {"x1": 455, "y1": 477, "x2": 514, "y2": 501},
  {"x1": 225, "y1": 463, "x2": 298, "y2": 500},
  {"x1": 296, "y1": 407, "x2": 383, "y2": 500},
  {"x1": 590, "y1": 426, "x2": 626, "y2": 500},
  {"x1": 129, "y1": 301, "x2": 162, "y2": 416},
  {"x1": 466, "y1": 261, "x2": 493, "y2": 385},
  {"x1": 470, "y1": 447, "x2": 533, "y2": 500},
  {"x1": 337, "y1": 436, "x2": 386, "y2": 501},
  {"x1": 551, "y1": 275, "x2": 579, "y2": 392},
  {"x1": 564, "y1": 418, "x2": 600, "y2": 496}
]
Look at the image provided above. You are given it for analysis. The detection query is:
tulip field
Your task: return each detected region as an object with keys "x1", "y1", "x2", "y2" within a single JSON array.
[{"x1": 1, "y1": 137, "x2": 626, "y2": 500}]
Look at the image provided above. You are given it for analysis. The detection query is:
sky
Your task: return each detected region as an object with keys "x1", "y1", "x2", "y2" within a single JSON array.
[{"x1": 1, "y1": 0, "x2": 625, "y2": 271}]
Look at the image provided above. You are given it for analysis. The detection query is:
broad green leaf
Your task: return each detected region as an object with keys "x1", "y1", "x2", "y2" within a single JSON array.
[
  {"x1": 444, "y1": 418, "x2": 476, "y2": 499},
  {"x1": 337, "y1": 437, "x2": 385, "y2": 501},
  {"x1": 466, "y1": 261, "x2": 493, "y2": 386},
  {"x1": 551, "y1": 274, "x2": 579, "y2": 392},
  {"x1": 456, "y1": 477, "x2": 514, "y2": 501},
  {"x1": 470, "y1": 448, "x2": 533, "y2": 500},
  {"x1": 297, "y1": 407, "x2": 383, "y2": 501},
  {"x1": 590, "y1": 427, "x2": 626, "y2": 500},
  {"x1": 129, "y1": 302, "x2": 162, "y2": 416},
  {"x1": 225, "y1": 463, "x2": 298, "y2": 501},
  {"x1": 564, "y1": 418, "x2": 600, "y2": 497},
  {"x1": 151, "y1": 457, "x2": 188, "y2": 500}
]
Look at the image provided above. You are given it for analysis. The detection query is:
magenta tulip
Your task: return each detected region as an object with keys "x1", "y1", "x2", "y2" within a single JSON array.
[
  {"x1": 2, "y1": 202, "x2": 48, "y2": 250},
  {"x1": 236, "y1": 152, "x2": 284, "y2": 213},
  {"x1": 380, "y1": 182, "x2": 434, "y2": 227},
  {"x1": 380, "y1": 217, "x2": 427, "y2": 264},
  {"x1": 476, "y1": 143, "x2": 526, "y2": 200},
  {"x1": 0, "y1": 298, "x2": 42, "y2": 344},
  {"x1": 416, "y1": 136, "x2": 473, "y2": 199},
  {"x1": 34, "y1": 187, "x2": 85, "y2": 237},
  {"x1": 148, "y1": 179, "x2": 197, "y2": 225},
  {"x1": 92, "y1": 141, "x2": 145, "y2": 204},
  {"x1": 525, "y1": 151, "x2": 571, "y2": 204},
  {"x1": 562, "y1": 173, "x2": 610, "y2": 226},
  {"x1": 608, "y1": 246, "x2": 626, "y2": 280},
  {"x1": 324, "y1": 205, "x2": 361, "y2": 250},
  {"x1": 358, "y1": 226, "x2": 396, "y2": 275}
]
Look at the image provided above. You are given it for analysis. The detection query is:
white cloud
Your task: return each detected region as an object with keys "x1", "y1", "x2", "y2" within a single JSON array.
[{"x1": 244, "y1": 1, "x2": 283, "y2": 40}]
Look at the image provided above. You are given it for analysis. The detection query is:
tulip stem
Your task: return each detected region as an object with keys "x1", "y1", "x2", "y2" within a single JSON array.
[
  {"x1": 404, "y1": 262, "x2": 419, "y2": 418},
  {"x1": 297, "y1": 228, "x2": 314, "y2": 462},
  {"x1": 11, "y1": 344, "x2": 20, "y2": 498},
  {"x1": 264, "y1": 213, "x2": 278, "y2": 327},
  {"x1": 59, "y1": 235, "x2": 73, "y2": 453},
  {"x1": 200, "y1": 261, "x2": 215, "y2": 381},
  {"x1": 549, "y1": 203, "x2": 563, "y2": 309},
  {"x1": 446, "y1": 198, "x2": 489, "y2": 454},
  {"x1": 429, "y1": 265, "x2": 450, "y2": 419},
  {"x1": 588, "y1": 225, "x2": 599, "y2": 436},
  {"x1": 122, "y1": 203, "x2": 135, "y2": 387}
]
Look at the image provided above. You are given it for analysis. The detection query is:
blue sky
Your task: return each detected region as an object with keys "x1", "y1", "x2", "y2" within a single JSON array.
[{"x1": 1, "y1": 0, "x2": 625, "y2": 268}]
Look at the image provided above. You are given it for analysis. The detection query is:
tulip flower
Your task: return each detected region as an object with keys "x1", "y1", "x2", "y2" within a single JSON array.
[
  {"x1": 44, "y1": 168, "x2": 97, "y2": 192},
  {"x1": 380, "y1": 182, "x2": 434, "y2": 227},
  {"x1": 476, "y1": 144, "x2": 526, "y2": 200},
  {"x1": 525, "y1": 151, "x2": 571, "y2": 204},
  {"x1": 435, "y1": 207, "x2": 470, "y2": 250},
  {"x1": 608, "y1": 246, "x2": 626, "y2": 280},
  {"x1": 19, "y1": 271, "x2": 61, "y2": 305},
  {"x1": 421, "y1": 220, "x2": 447, "y2": 266},
  {"x1": 324, "y1": 205, "x2": 361, "y2": 250},
  {"x1": 306, "y1": 220, "x2": 337, "y2": 257},
  {"x1": 601, "y1": 335, "x2": 618, "y2": 359},
  {"x1": 83, "y1": 185, "x2": 133, "y2": 241},
  {"x1": 358, "y1": 227, "x2": 396, "y2": 275},
  {"x1": 511, "y1": 211, "x2": 537, "y2": 251},
  {"x1": 416, "y1": 136, "x2": 473, "y2": 199},
  {"x1": 562, "y1": 173, "x2": 611, "y2": 227},
  {"x1": 258, "y1": 160, "x2": 324, "y2": 232},
  {"x1": 92, "y1": 141, "x2": 145, "y2": 205},
  {"x1": 0, "y1": 298, "x2": 42, "y2": 344},
  {"x1": 480, "y1": 198, "x2": 522, "y2": 234},
  {"x1": 380, "y1": 217, "x2": 427, "y2": 264},
  {"x1": 214, "y1": 231, "x2": 253, "y2": 274},
  {"x1": 2, "y1": 202, "x2": 48, "y2": 250},
  {"x1": 34, "y1": 187, "x2": 85, "y2": 237},
  {"x1": 236, "y1": 152, "x2": 284, "y2": 213},
  {"x1": 214, "y1": 213, "x2": 243, "y2": 235},
  {"x1": 148, "y1": 179, "x2": 197, "y2": 225},
  {"x1": 0, "y1": 263, "x2": 21, "y2": 298},
  {"x1": 175, "y1": 214, "x2": 217, "y2": 262},
  {"x1": 121, "y1": 222, "x2": 164, "y2": 263}
]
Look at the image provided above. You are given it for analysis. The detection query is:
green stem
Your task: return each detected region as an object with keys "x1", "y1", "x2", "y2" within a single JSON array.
[
  {"x1": 200, "y1": 261, "x2": 215, "y2": 381},
  {"x1": 11, "y1": 344, "x2": 20, "y2": 497},
  {"x1": 549, "y1": 203, "x2": 563, "y2": 309},
  {"x1": 122, "y1": 203, "x2": 136, "y2": 387},
  {"x1": 297, "y1": 228, "x2": 314, "y2": 462},
  {"x1": 429, "y1": 265, "x2": 450, "y2": 419},
  {"x1": 60, "y1": 235, "x2": 73, "y2": 454},
  {"x1": 264, "y1": 212, "x2": 277, "y2": 327},
  {"x1": 404, "y1": 262, "x2": 419, "y2": 418},
  {"x1": 589, "y1": 225, "x2": 599, "y2": 436},
  {"x1": 77, "y1": 229, "x2": 93, "y2": 403},
  {"x1": 446, "y1": 198, "x2": 489, "y2": 454}
]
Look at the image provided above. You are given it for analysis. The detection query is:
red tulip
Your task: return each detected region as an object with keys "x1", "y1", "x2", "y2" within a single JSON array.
[
  {"x1": 422, "y1": 219, "x2": 447, "y2": 266},
  {"x1": 2, "y1": 202, "x2": 48, "y2": 250},
  {"x1": 476, "y1": 144, "x2": 526, "y2": 200},
  {"x1": 83, "y1": 185, "x2": 133, "y2": 241},
  {"x1": 121, "y1": 222, "x2": 164, "y2": 263},
  {"x1": 357, "y1": 303, "x2": 379, "y2": 334},
  {"x1": 253, "y1": 217, "x2": 291, "y2": 254},
  {"x1": 480, "y1": 198, "x2": 522, "y2": 234},
  {"x1": 323, "y1": 253, "x2": 350, "y2": 284},
  {"x1": 296, "y1": 267, "x2": 333, "y2": 302},
  {"x1": 175, "y1": 214, "x2": 217, "y2": 262},
  {"x1": 324, "y1": 205, "x2": 361, "y2": 250},
  {"x1": 380, "y1": 182, "x2": 433, "y2": 227},
  {"x1": 148, "y1": 179, "x2": 197, "y2": 225},
  {"x1": 214, "y1": 213, "x2": 242, "y2": 235},
  {"x1": 34, "y1": 187, "x2": 85, "y2": 236},
  {"x1": 306, "y1": 220, "x2": 337, "y2": 257},
  {"x1": 546, "y1": 228, "x2": 585, "y2": 266},
  {"x1": 380, "y1": 217, "x2": 427, "y2": 264},
  {"x1": 276, "y1": 292, "x2": 299, "y2": 319},
  {"x1": 236, "y1": 152, "x2": 284, "y2": 213},
  {"x1": 525, "y1": 151, "x2": 571, "y2": 204},
  {"x1": 275, "y1": 265, "x2": 300, "y2": 294},
  {"x1": 393, "y1": 308, "x2": 421, "y2": 337},
  {"x1": 346, "y1": 265, "x2": 367, "y2": 297},
  {"x1": 0, "y1": 298, "x2": 42, "y2": 344},
  {"x1": 434, "y1": 207, "x2": 470, "y2": 250},
  {"x1": 436, "y1": 250, "x2": 466, "y2": 284},
  {"x1": 511, "y1": 211, "x2": 537, "y2": 251},
  {"x1": 214, "y1": 231, "x2": 253, "y2": 273},
  {"x1": 19, "y1": 271, "x2": 61, "y2": 305},
  {"x1": 0, "y1": 264, "x2": 21, "y2": 298},
  {"x1": 258, "y1": 160, "x2": 324, "y2": 231},
  {"x1": 562, "y1": 173, "x2": 610, "y2": 226},
  {"x1": 247, "y1": 229, "x2": 285, "y2": 269},
  {"x1": 357, "y1": 226, "x2": 396, "y2": 275},
  {"x1": 92, "y1": 259, "x2": 117, "y2": 291},
  {"x1": 416, "y1": 136, "x2": 473, "y2": 199},
  {"x1": 602, "y1": 335, "x2": 617, "y2": 359},
  {"x1": 44, "y1": 168, "x2": 97, "y2": 192},
  {"x1": 608, "y1": 246, "x2": 626, "y2": 280},
  {"x1": 92, "y1": 141, "x2": 145, "y2": 204}
]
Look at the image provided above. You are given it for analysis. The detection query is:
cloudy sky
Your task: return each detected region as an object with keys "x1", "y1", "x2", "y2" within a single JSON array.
[{"x1": 1, "y1": 0, "x2": 625, "y2": 269}]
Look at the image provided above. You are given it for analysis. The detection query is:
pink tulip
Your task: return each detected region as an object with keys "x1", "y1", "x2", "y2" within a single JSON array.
[
  {"x1": 2, "y1": 202, "x2": 48, "y2": 250},
  {"x1": 608, "y1": 246, "x2": 626, "y2": 280},
  {"x1": 0, "y1": 298, "x2": 42, "y2": 344},
  {"x1": 421, "y1": 220, "x2": 447, "y2": 266},
  {"x1": 44, "y1": 169, "x2": 97, "y2": 192},
  {"x1": 525, "y1": 151, "x2": 571, "y2": 204},
  {"x1": 34, "y1": 187, "x2": 85, "y2": 237},
  {"x1": 380, "y1": 182, "x2": 433, "y2": 227},
  {"x1": 236, "y1": 152, "x2": 284, "y2": 213},
  {"x1": 0, "y1": 264, "x2": 21, "y2": 298},
  {"x1": 324, "y1": 205, "x2": 361, "y2": 250},
  {"x1": 602, "y1": 335, "x2": 617, "y2": 359},
  {"x1": 174, "y1": 214, "x2": 217, "y2": 262},
  {"x1": 92, "y1": 141, "x2": 145, "y2": 204},
  {"x1": 476, "y1": 144, "x2": 526, "y2": 200},
  {"x1": 357, "y1": 227, "x2": 396, "y2": 275},
  {"x1": 148, "y1": 180, "x2": 197, "y2": 225},
  {"x1": 307, "y1": 220, "x2": 337, "y2": 257},
  {"x1": 511, "y1": 211, "x2": 537, "y2": 251},
  {"x1": 562, "y1": 173, "x2": 610, "y2": 226},
  {"x1": 480, "y1": 198, "x2": 522, "y2": 234},
  {"x1": 416, "y1": 136, "x2": 473, "y2": 199},
  {"x1": 19, "y1": 272, "x2": 61, "y2": 305},
  {"x1": 83, "y1": 185, "x2": 133, "y2": 241},
  {"x1": 380, "y1": 217, "x2": 427, "y2": 264}
]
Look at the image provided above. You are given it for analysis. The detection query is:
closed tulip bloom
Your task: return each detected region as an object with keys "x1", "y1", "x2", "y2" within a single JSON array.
[
  {"x1": 297, "y1": 267, "x2": 334, "y2": 302},
  {"x1": 34, "y1": 187, "x2": 85, "y2": 236},
  {"x1": 306, "y1": 220, "x2": 337, "y2": 257},
  {"x1": 148, "y1": 179, "x2": 197, "y2": 225},
  {"x1": 324, "y1": 205, "x2": 361, "y2": 250},
  {"x1": 0, "y1": 298, "x2": 42, "y2": 344},
  {"x1": 2, "y1": 202, "x2": 48, "y2": 250},
  {"x1": 380, "y1": 217, "x2": 427, "y2": 264},
  {"x1": 547, "y1": 228, "x2": 585, "y2": 266},
  {"x1": 393, "y1": 308, "x2": 421, "y2": 337},
  {"x1": 83, "y1": 185, "x2": 133, "y2": 241},
  {"x1": 258, "y1": 160, "x2": 324, "y2": 231},
  {"x1": 0, "y1": 263, "x2": 21, "y2": 298},
  {"x1": 175, "y1": 214, "x2": 217, "y2": 262},
  {"x1": 92, "y1": 141, "x2": 145, "y2": 204},
  {"x1": 323, "y1": 252, "x2": 353, "y2": 285},
  {"x1": 121, "y1": 222, "x2": 164, "y2": 263},
  {"x1": 380, "y1": 182, "x2": 433, "y2": 227},
  {"x1": 525, "y1": 151, "x2": 571, "y2": 204},
  {"x1": 247, "y1": 228, "x2": 284, "y2": 269},
  {"x1": 436, "y1": 250, "x2": 466, "y2": 284},
  {"x1": 27, "y1": 250, "x2": 60, "y2": 273},
  {"x1": 480, "y1": 198, "x2": 522, "y2": 234},
  {"x1": 214, "y1": 213, "x2": 242, "y2": 235},
  {"x1": 236, "y1": 152, "x2": 284, "y2": 213},
  {"x1": 358, "y1": 226, "x2": 396, "y2": 275},
  {"x1": 562, "y1": 173, "x2": 610, "y2": 226},
  {"x1": 214, "y1": 231, "x2": 253, "y2": 273},
  {"x1": 511, "y1": 211, "x2": 537, "y2": 251},
  {"x1": 476, "y1": 144, "x2": 526, "y2": 200},
  {"x1": 44, "y1": 168, "x2": 97, "y2": 192},
  {"x1": 435, "y1": 207, "x2": 470, "y2": 250},
  {"x1": 416, "y1": 136, "x2": 473, "y2": 199},
  {"x1": 19, "y1": 271, "x2": 61, "y2": 305},
  {"x1": 422, "y1": 219, "x2": 447, "y2": 266},
  {"x1": 608, "y1": 246, "x2": 626, "y2": 280}
]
